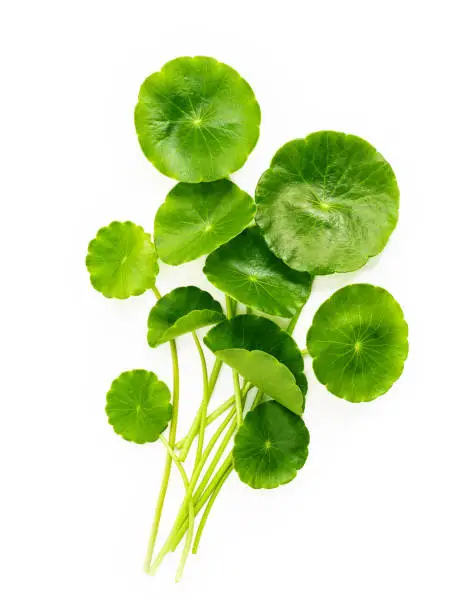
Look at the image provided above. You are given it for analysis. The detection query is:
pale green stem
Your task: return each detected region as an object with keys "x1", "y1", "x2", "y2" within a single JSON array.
[
  {"x1": 192, "y1": 462, "x2": 232, "y2": 554},
  {"x1": 174, "y1": 333, "x2": 210, "y2": 579},
  {"x1": 287, "y1": 309, "x2": 301, "y2": 335},
  {"x1": 148, "y1": 413, "x2": 237, "y2": 575},
  {"x1": 301, "y1": 348, "x2": 309, "y2": 356},
  {"x1": 225, "y1": 295, "x2": 243, "y2": 426},
  {"x1": 232, "y1": 370, "x2": 243, "y2": 426},
  {"x1": 193, "y1": 418, "x2": 237, "y2": 501},
  {"x1": 170, "y1": 406, "x2": 236, "y2": 553},
  {"x1": 177, "y1": 358, "x2": 222, "y2": 460},
  {"x1": 158, "y1": 436, "x2": 194, "y2": 582},
  {"x1": 159, "y1": 435, "x2": 190, "y2": 489},
  {"x1": 252, "y1": 388, "x2": 265, "y2": 409},
  {"x1": 171, "y1": 455, "x2": 234, "y2": 552},
  {"x1": 192, "y1": 332, "x2": 209, "y2": 464},
  {"x1": 144, "y1": 286, "x2": 180, "y2": 573}
]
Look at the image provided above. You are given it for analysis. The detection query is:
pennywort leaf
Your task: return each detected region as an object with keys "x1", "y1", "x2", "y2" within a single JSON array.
[
  {"x1": 307, "y1": 284, "x2": 409, "y2": 402},
  {"x1": 255, "y1": 131, "x2": 399, "y2": 275},
  {"x1": 86, "y1": 221, "x2": 158, "y2": 299},
  {"x1": 154, "y1": 179, "x2": 255, "y2": 265},
  {"x1": 147, "y1": 286, "x2": 225, "y2": 348},
  {"x1": 204, "y1": 315, "x2": 307, "y2": 414},
  {"x1": 204, "y1": 227, "x2": 313, "y2": 317},
  {"x1": 135, "y1": 56, "x2": 261, "y2": 182},
  {"x1": 233, "y1": 400, "x2": 310, "y2": 489},
  {"x1": 106, "y1": 370, "x2": 172, "y2": 443}
]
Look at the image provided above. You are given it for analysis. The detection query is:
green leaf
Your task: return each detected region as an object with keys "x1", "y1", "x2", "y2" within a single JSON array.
[
  {"x1": 255, "y1": 131, "x2": 399, "y2": 275},
  {"x1": 204, "y1": 315, "x2": 307, "y2": 414},
  {"x1": 134, "y1": 56, "x2": 261, "y2": 182},
  {"x1": 86, "y1": 221, "x2": 158, "y2": 299},
  {"x1": 154, "y1": 179, "x2": 255, "y2": 265},
  {"x1": 204, "y1": 227, "x2": 313, "y2": 317},
  {"x1": 307, "y1": 284, "x2": 409, "y2": 402},
  {"x1": 147, "y1": 286, "x2": 225, "y2": 347},
  {"x1": 105, "y1": 370, "x2": 172, "y2": 443},
  {"x1": 233, "y1": 401, "x2": 310, "y2": 489}
]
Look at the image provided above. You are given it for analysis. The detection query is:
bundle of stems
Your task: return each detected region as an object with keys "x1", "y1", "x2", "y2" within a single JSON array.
[{"x1": 143, "y1": 291, "x2": 299, "y2": 581}]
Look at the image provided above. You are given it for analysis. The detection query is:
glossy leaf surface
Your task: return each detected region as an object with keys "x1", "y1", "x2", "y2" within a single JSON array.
[
  {"x1": 256, "y1": 131, "x2": 399, "y2": 275},
  {"x1": 135, "y1": 56, "x2": 261, "y2": 182},
  {"x1": 233, "y1": 401, "x2": 309, "y2": 489},
  {"x1": 155, "y1": 179, "x2": 255, "y2": 265},
  {"x1": 105, "y1": 370, "x2": 172, "y2": 443},
  {"x1": 147, "y1": 286, "x2": 225, "y2": 347},
  {"x1": 86, "y1": 221, "x2": 158, "y2": 299},
  {"x1": 307, "y1": 284, "x2": 409, "y2": 402},
  {"x1": 204, "y1": 227, "x2": 313, "y2": 317},
  {"x1": 204, "y1": 315, "x2": 306, "y2": 414}
]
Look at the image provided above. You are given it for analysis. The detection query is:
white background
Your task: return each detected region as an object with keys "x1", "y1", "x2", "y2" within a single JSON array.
[{"x1": 1, "y1": 1, "x2": 458, "y2": 610}]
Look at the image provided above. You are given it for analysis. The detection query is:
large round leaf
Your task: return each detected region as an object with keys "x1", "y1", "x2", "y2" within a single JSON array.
[
  {"x1": 204, "y1": 315, "x2": 307, "y2": 414},
  {"x1": 255, "y1": 131, "x2": 399, "y2": 275},
  {"x1": 86, "y1": 221, "x2": 158, "y2": 299},
  {"x1": 233, "y1": 401, "x2": 310, "y2": 489},
  {"x1": 307, "y1": 284, "x2": 409, "y2": 402},
  {"x1": 204, "y1": 227, "x2": 313, "y2": 317},
  {"x1": 106, "y1": 370, "x2": 172, "y2": 443},
  {"x1": 147, "y1": 286, "x2": 225, "y2": 347},
  {"x1": 134, "y1": 56, "x2": 261, "y2": 182},
  {"x1": 155, "y1": 179, "x2": 255, "y2": 265}
]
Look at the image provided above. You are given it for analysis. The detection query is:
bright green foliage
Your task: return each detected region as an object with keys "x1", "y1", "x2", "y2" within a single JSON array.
[
  {"x1": 155, "y1": 180, "x2": 255, "y2": 265},
  {"x1": 86, "y1": 221, "x2": 158, "y2": 299},
  {"x1": 147, "y1": 286, "x2": 225, "y2": 347},
  {"x1": 105, "y1": 370, "x2": 172, "y2": 443},
  {"x1": 87, "y1": 57, "x2": 409, "y2": 581},
  {"x1": 233, "y1": 401, "x2": 310, "y2": 489},
  {"x1": 204, "y1": 227, "x2": 313, "y2": 317},
  {"x1": 255, "y1": 131, "x2": 399, "y2": 275},
  {"x1": 204, "y1": 315, "x2": 306, "y2": 414},
  {"x1": 134, "y1": 56, "x2": 261, "y2": 182},
  {"x1": 307, "y1": 284, "x2": 409, "y2": 402}
]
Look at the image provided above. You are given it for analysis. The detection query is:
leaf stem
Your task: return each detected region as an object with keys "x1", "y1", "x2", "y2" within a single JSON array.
[
  {"x1": 159, "y1": 436, "x2": 194, "y2": 582},
  {"x1": 225, "y1": 295, "x2": 243, "y2": 426},
  {"x1": 171, "y1": 455, "x2": 234, "y2": 552},
  {"x1": 286, "y1": 308, "x2": 301, "y2": 335},
  {"x1": 178, "y1": 358, "x2": 222, "y2": 460},
  {"x1": 192, "y1": 332, "x2": 209, "y2": 464},
  {"x1": 148, "y1": 412, "x2": 236, "y2": 575},
  {"x1": 144, "y1": 339, "x2": 180, "y2": 572},
  {"x1": 192, "y1": 462, "x2": 232, "y2": 554}
]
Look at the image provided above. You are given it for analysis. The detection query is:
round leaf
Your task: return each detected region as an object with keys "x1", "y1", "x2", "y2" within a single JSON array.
[
  {"x1": 86, "y1": 221, "x2": 158, "y2": 299},
  {"x1": 106, "y1": 370, "x2": 172, "y2": 443},
  {"x1": 233, "y1": 401, "x2": 310, "y2": 489},
  {"x1": 204, "y1": 315, "x2": 307, "y2": 414},
  {"x1": 307, "y1": 284, "x2": 409, "y2": 402},
  {"x1": 154, "y1": 179, "x2": 255, "y2": 265},
  {"x1": 255, "y1": 131, "x2": 399, "y2": 275},
  {"x1": 134, "y1": 56, "x2": 261, "y2": 182},
  {"x1": 204, "y1": 227, "x2": 313, "y2": 317},
  {"x1": 147, "y1": 286, "x2": 225, "y2": 347}
]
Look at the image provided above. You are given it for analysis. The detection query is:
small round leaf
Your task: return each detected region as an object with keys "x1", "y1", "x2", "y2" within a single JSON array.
[
  {"x1": 307, "y1": 284, "x2": 409, "y2": 402},
  {"x1": 204, "y1": 227, "x2": 313, "y2": 317},
  {"x1": 255, "y1": 131, "x2": 399, "y2": 275},
  {"x1": 106, "y1": 370, "x2": 172, "y2": 443},
  {"x1": 134, "y1": 56, "x2": 261, "y2": 182},
  {"x1": 86, "y1": 221, "x2": 158, "y2": 299},
  {"x1": 147, "y1": 286, "x2": 225, "y2": 347},
  {"x1": 154, "y1": 179, "x2": 255, "y2": 265},
  {"x1": 204, "y1": 315, "x2": 307, "y2": 414},
  {"x1": 233, "y1": 401, "x2": 310, "y2": 489}
]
